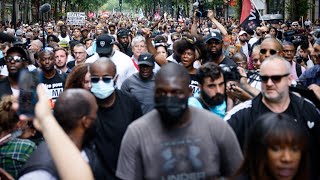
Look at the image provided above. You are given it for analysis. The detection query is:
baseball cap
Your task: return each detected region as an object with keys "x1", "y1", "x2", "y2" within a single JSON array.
[
  {"x1": 204, "y1": 32, "x2": 223, "y2": 43},
  {"x1": 117, "y1": 28, "x2": 130, "y2": 38},
  {"x1": 239, "y1": 31, "x2": 247, "y2": 36},
  {"x1": 16, "y1": 29, "x2": 23, "y2": 36},
  {"x1": 138, "y1": 53, "x2": 155, "y2": 66},
  {"x1": 291, "y1": 22, "x2": 299, "y2": 26},
  {"x1": 96, "y1": 34, "x2": 115, "y2": 54}
]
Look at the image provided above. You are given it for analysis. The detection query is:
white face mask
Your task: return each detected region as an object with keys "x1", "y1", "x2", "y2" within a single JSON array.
[{"x1": 91, "y1": 79, "x2": 115, "y2": 99}]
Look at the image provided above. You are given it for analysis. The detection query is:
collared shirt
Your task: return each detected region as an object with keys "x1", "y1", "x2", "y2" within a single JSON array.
[{"x1": 0, "y1": 138, "x2": 36, "y2": 179}]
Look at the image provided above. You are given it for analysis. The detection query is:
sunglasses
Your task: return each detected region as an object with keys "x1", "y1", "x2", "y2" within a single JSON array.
[
  {"x1": 91, "y1": 76, "x2": 114, "y2": 83},
  {"x1": 260, "y1": 49, "x2": 278, "y2": 55},
  {"x1": 262, "y1": 31, "x2": 269, "y2": 34},
  {"x1": 5, "y1": 56, "x2": 26, "y2": 63},
  {"x1": 260, "y1": 73, "x2": 289, "y2": 83}
]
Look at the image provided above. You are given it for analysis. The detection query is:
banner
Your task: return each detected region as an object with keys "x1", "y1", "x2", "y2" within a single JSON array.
[
  {"x1": 67, "y1": 12, "x2": 86, "y2": 25},
  {"x1": 240, "y1": 0, "x2": 260, "y2": 30}
]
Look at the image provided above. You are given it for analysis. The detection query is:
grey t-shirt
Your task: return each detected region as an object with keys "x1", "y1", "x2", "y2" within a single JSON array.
[
  {"x1": 121, "y1": 73, "x2": 155, "y2": 114},
  {"x1": 116, "y1": 107, "x2": 243, "y2": 180}
]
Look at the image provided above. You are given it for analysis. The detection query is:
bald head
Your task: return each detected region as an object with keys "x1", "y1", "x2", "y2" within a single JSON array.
[
  {"x1": 261, "y1": 38, "x2": 283, "y2": 52},
  {"x1": 54, "y1": 89, "x2": 97, "y2": 133},
  {"x1": 155, "y1": 63, "x2": 190, "y2": 88},
  {"x1": 261, "y1": 56, "x2": 291, "y2": 74},
  {"x1": 90, "y1": 57, "x2": 117, "y2": 76}
]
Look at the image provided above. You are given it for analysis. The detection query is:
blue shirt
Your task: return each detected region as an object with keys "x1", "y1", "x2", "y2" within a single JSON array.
[{"x1": 188, "y1": 96, "x2": 227, "y2": 119}]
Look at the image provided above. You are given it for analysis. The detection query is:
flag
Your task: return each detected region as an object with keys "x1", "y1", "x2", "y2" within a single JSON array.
[{"x1": 240, "y1": 0, "x2": 260, "y2": 30}]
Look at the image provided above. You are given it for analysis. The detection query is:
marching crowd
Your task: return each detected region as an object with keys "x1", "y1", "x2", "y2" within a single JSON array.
[{"x1": 0, "y1": 10, "x2": 320, "y2": 180}]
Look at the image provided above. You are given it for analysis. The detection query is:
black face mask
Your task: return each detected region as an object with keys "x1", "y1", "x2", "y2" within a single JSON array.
[
  {"x1": 155, "y1": 96, "x2": 188, "y2": 128},
  {"x1": 201, "y1": 90, "x2": 225, "y2": 107},
  {"x1": 82, "y1": 120, "x2": 97, "y2": 148}
]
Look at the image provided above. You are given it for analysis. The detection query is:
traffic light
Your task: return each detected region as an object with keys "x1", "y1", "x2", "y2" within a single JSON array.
[{"x1": 119, "y1": 0, "x2": 122, "y2": 6}]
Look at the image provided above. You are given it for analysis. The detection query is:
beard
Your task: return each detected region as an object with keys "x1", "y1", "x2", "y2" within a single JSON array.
[
  {"x1": 201, "y1": 90, "x2": 225, "y2": 107},
  {"x1": 211, "y1": 48, "x2": 223, "y2": 60}
]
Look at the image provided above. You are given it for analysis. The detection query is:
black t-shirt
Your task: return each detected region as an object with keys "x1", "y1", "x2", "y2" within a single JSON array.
[
  {"x1": 42, "y1": 70, "x2": 67, "y2": 102},
  {"x1": 95, "y1": 89, "x2": 142, "y2": 179},
  {"x1": 220, "y1": 56, "x2": 237, "y2": 67},
  {"x1": 66, "y1": 60, "x2": 76, "y2": 70}
]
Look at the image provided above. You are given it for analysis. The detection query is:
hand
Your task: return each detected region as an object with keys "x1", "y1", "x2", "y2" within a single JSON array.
[
  {"x1": 33, "y1": 84, "x2": 54, "y2": 132},
  {"x1": 237, "y1": 67, "x2": 249, "y2": 88},
  {"x1": 141, "y1": 28, "x2": 152, "y2": 39},
  {"x1": 226, "y1": 81, "x2": 253, "y2": 102},
  {"x1": 308, "y1": 84, "x2": 320, "y2": 100},
  {"x1": 207, "y1": 10, "x2": 215, "y2": 19}
]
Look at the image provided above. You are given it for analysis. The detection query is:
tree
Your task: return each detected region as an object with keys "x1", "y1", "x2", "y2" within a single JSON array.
[{"x1": 285, "y1": 0, "x2": 311, "y2": 21}]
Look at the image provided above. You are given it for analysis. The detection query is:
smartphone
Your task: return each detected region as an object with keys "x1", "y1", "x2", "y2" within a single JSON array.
[{"x1": 18, "y1": 70, "x2": 42, "y2": 117}]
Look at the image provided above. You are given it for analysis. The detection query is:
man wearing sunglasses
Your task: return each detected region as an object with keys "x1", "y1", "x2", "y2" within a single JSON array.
[
  {"x1": 90, "y1": 58, "x2": 142, "y2": 179},
  {"x1": 0, "y1": 47, "x2": 29, "y2": 98},
  {"x1": 251, "y1": 26, "x2": 269, "y2": 52},
  {"x1": 225, "y1": 56, "x2": 320, "y2": 179}
]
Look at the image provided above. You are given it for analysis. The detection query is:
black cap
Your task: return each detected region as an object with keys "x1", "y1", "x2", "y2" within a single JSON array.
[
  {"x1": 204, "y1": 31, "x2": 223, "y2": 43},
  {"x1": 96, "y1": 34, "x2": 115, "y2": 54},
  {"x1": 117, "y1": 28, "x2": 130, "y2": 38},
  {"x1": 138, "y1": 53, "x2": 155, "y2": 66}
]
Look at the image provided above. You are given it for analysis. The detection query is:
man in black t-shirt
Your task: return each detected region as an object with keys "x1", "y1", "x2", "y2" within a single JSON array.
[
  {"x1": 89, "y1": 57, "x2": 142, "y2": 179},
  {"x1": 203, "y1": 32, "x2": 236, "y2": 66},
  {"x1": 38, "y1": 50, "x2": 67, "y2": 102}
]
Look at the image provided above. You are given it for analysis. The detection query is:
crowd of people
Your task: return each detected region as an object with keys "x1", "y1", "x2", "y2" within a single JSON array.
[{"x1": 0, "y1": 10, "x2": 319, "y2": 180}]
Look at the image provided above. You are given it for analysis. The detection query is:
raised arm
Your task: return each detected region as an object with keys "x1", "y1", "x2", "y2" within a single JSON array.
[
  {"x1": 33, "y1": 85, "x2": 94, "y2": 180},
  {"x1": 207, "y1": 10, "x2": 227, "y2": 36}
]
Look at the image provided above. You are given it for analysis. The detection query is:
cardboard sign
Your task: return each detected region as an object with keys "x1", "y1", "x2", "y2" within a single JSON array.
[{"x1": 67, "y1": 12, "x2": 86, "y2": 25}]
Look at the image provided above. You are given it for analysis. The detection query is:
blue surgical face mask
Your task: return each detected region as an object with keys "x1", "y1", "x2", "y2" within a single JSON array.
[
  {"x1": 0, "y1": 51, "x2": 3, "y2": 59},
  {"x1": 91, "y1": 79, "x2": 115, "y2": 99}
]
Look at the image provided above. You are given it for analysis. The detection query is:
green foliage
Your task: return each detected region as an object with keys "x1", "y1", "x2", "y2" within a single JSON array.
[{"x1": 285, "y1": 0, "x2": 311, "y2": 20}]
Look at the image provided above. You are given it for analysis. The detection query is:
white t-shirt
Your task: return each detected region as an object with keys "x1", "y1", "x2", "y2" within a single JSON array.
[{"x1": 86, "y1": 50, "x2": 138, "y2": 89}]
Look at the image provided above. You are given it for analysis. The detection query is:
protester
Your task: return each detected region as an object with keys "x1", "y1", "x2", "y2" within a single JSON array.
[
  {"x1": 65, "y1": 63, "x2": 91, "y2": 90},
  {"x1": 90, "y1": 58, "x2": 142, "y2": 179},
  {"x1": 0, "y1": 96, "x2": 36, "y2": 179},
  {"x1": 54, "y1": 47, "x2": 71, "y2": 74},
  {"x1": 0, "y1": 47, "x2": 29, "y2": 97},
  {"x1": 38, "y1": 50, "x2": 67, "y2": 102},
  {"x1": 67, "y1": 43, "x2": 87, "y2": 69},
  {"x1": 225, "y1": 56, "x2": 320, "y2": 179},
  {"x1": 86, "y1": 34, "x2": 137, "y2": 89},
  {"x1": 121, "y1": 53, "x2": 156, "y2": 114},
  {"x1": 233, "y1": 113, "x2": 309, "y2": 180},
  {"x1": 117, "y1": 63, "x2": 243, "y2": 179},
  {"x1": 20, "y1": 85, "x2": 95, "y2": 180}
]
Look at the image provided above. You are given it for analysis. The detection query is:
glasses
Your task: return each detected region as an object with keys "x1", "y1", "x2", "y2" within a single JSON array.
[
  {"x1": 207, "y1": 39, "x2": 222, "y2": 45},
  {"x1": 91, "y1": 76, "x2": 114, "y2": 83},
  {"x1": 260, "y1": 49, "x2": 279, "y2": 55},
  {"x1": 262, "y1": 31, "x2": 269, "y2": 34},
  {"x1": 260, "y1": 73, "x2": 290, "y2": 83},
  {"x1": 5, "y1": 56, "x2": 26, "y2": 63}
]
